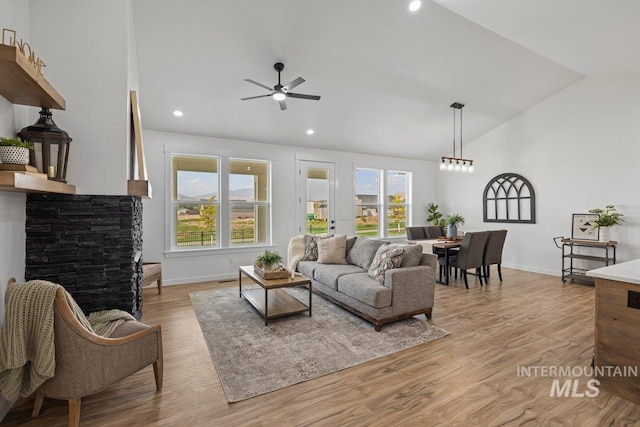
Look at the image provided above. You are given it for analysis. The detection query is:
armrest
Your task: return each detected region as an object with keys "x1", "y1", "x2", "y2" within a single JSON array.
[
  {"x1": 385, "y1": 265, "x2": 436, "y2": 314},
  {"x1": 420, "y1": 253, "x2": 437, "y2": 269}
]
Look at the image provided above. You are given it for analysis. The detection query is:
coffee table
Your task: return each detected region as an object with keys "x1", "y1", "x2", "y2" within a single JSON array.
[{"x1": 239, "y1": 265, "x2": 312, "y2": 326}]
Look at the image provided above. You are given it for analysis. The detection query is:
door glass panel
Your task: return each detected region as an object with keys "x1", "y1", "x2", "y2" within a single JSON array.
[
  {"x1": 355, "y1": 169, "x2": 380, "y2": 237},
  {"x1": 306, "y1": 168, "x2": 329, "y2": 235}
]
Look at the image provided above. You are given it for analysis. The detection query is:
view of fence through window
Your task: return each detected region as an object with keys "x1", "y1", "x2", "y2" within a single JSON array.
[
  {"x1": 173, "y1": 156, "x2": 270, "y2": 248},
  {"x1": 355, "y1": 168, "x2": 410, "y2": 237}
]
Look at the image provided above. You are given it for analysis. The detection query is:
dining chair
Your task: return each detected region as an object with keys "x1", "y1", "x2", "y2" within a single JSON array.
[
  {"x1": 425, "y1": 226, "x2": 445, "y2": 239},
  {"x1": 439, "y1": 231, "x2": 489, "y2": 288},
  {"x1": 483, "y1": 229, "x2": 508, "y2": 281},
  {"x1": 406, "y1": 226, "x2": 427, "y2": 240}
]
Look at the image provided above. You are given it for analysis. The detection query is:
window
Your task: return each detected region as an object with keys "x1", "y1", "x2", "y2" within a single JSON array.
[
  {"x1": 355, "y1": 168, "x2": 411, "y2": 238},
  {"x1": 386, "y1": 170, "x2": 410, "y2": 237},
  {"x1": 229, "y1": 159, "x2": 270, "y2": 245},
  {"x1": 170, "y1": 154, "x2": 271, "y2": 251}
]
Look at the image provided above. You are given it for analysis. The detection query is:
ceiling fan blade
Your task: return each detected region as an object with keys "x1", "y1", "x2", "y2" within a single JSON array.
[
  {"x1": 279, "y1": 99, "x2": 287, "y2": 111},
  {"x1": 241, "y1": 94, "x2": 273, "y2": 101},
  {"x1": 287, "y1": 92, "x2": 321, "y2": 101},
  {"x1": 244, "y1": 79, "x2": 273, "y2": 91},
  {"x1": 283, "y1": 77, "x2": 305, "y2": 92}
]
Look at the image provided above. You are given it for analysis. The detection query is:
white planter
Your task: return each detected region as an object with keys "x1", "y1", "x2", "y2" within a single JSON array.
[
  {"x1": 0, "y1": 146, "x2": 30, "y2": 164},
  {"x1": 599, "y1": 226, "x2": 611, "y2": 242}
]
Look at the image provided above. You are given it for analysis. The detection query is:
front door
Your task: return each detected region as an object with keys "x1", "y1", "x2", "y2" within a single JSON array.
[{"x1": 296, "y1": 160, "x2": 335, "y2": 235}]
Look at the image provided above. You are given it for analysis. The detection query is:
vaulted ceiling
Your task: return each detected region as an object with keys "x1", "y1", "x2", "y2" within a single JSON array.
[{"x1": 131, "y1": 0, "x2": 639, "y2": 160}]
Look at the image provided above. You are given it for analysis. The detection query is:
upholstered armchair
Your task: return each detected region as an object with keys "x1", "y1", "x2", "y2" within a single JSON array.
[{"x1": 32, "y1": 287, "x2": 163, "y2": 427}]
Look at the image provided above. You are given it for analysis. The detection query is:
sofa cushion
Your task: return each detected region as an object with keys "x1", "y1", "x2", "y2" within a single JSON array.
[
  {"x1": 302, "y1": 234, "x2": 334, "y2": 261},
  {"x1": 395, "y1": 244, "x2": 423, "y2": 267},
  {"x1": 367, "y1": 245, "x2": 404, "y2": 285},
  {"x1": 337, "y1": 273, "x2": 392, "y2": 308},
  {"x1": 297, "y1": 260, "x2": 318, "y2": 278},
  {"x1": 313, "y1": 264, "x2": 366, "y2": 290},
  {"x1": 317, "y1": 235, "x2": 347, "y2": 264},
  {"x1": 346, "y1": 238, "x2": 388, "y2": 270}
]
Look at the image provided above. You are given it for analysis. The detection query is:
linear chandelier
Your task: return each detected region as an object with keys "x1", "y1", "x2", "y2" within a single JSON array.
[{"x1": 440, "y1": 102, "x2": 474, "y2": 173}]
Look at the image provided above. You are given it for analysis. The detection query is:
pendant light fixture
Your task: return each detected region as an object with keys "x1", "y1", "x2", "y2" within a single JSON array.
[{"x1": 440, "y1": 102, "x2": 473, "y2": 173}]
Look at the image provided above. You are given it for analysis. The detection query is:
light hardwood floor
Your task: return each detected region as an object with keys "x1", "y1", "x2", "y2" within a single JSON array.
[{"x1": 4, "y1": 269, "x2": 640, "y2": 426}]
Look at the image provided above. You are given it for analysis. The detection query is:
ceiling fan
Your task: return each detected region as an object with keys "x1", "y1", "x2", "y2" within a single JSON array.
[{"x1": 241, "y1": 62, "x2": 321, "y2": 111}]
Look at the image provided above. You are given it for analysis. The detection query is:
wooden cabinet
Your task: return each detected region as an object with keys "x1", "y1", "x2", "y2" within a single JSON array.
[
  {"x1": 555, "y1": 238, "x2": 616, "y2": 285},
  {"x1": 0, "y1": 44, "x2": 74, "y2": 194},
  {"x1": 589, "y1": 260, "x2": 640, "y2": 404}
]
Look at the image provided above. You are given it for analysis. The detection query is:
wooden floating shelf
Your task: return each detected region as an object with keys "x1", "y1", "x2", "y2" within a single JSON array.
[
  {"x1": 0, "y1": 44, "x2": 66, "y2": 110},
  {"x1": 0, "y1": 171, "x2": 75, "y2": 194}
]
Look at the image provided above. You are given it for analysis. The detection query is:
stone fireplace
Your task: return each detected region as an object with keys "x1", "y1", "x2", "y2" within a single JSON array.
[{"x1": 26, "y1": 194, "x2": 143, "y2": 319}]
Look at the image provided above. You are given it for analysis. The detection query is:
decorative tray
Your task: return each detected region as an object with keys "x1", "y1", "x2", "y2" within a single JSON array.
[{"x1": 254, "y1": 266, "x2": 290, "y2": 280}]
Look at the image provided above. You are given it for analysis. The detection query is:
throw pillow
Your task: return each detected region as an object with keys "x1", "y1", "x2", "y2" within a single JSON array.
[
  {"x1": 345, "y1": 236, "x2": 357, "y2": 257},
  {"x1": 317, "y1": 235, "x2": 348, "y2": 264},
  {"x1": 396, "y1": 244, "x2": 423, "y2": 267},
  {"x1": 346, "y1": 238, "x2": 388, "y2": 270},
  {"x1": 367, "y1": 245, "x2": 405, "y2": 285},
  {"x1": 302, "y1": 234, "x2": 333, "y2": 261}
]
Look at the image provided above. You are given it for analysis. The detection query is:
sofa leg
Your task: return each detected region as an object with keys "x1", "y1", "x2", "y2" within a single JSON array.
[
  {"x1": 374, "y1": 323, "x2": 382, "y2": 332},
  {"x1": 425, "y1": 308, "x2": 432, "y2": 320}
]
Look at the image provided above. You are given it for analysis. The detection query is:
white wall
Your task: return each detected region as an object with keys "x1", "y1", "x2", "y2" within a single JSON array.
[
  {"x1": 29, "y1": 0, "x2": 132, "y2": 195},
  {"x1": 438, "y1": 75, "x2": 640, "y2": 276},
  {"x1": 0, "y1": 0, "x2": 30, "y2": 418},
  {"x1": 142, "y1": 130, "x2": 437, "y2": 285}
]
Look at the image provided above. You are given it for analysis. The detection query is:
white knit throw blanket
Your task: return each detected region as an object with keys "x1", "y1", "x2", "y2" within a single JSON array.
[
  {"x1": 0, "y1": 280, "x2": 134, "y2": 401},
  {"x1": 87, "y1": 309, "x2": 135, "y2": 337},
  {"x1": 287, "y1": 234, "x2": 305, "y2": 272}
]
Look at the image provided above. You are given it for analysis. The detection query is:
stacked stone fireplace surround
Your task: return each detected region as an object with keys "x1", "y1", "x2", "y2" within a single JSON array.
[{"x1": 25, "y1": 194, "x2": 143, "y2": 319}]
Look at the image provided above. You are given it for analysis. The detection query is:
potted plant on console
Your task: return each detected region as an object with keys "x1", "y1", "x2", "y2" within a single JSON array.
[
  {"x1": 445, "y1": 214, "x2": 465, "y2": 238},
  {"x1": 0, "y1": 137, "x2": 33, "y2": 165},
  {"x1": 589, "y1": 205, "x2": 623, "y2": 242}
]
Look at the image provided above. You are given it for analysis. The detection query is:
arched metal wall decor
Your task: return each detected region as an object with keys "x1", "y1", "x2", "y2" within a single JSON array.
[{"x1": 483, "y1": 173, "x2": 535, "y2": 223}]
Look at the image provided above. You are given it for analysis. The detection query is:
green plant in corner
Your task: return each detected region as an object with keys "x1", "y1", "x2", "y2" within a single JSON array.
[
  {"x1": 254, "y1": 250, "x2": 284, "y2": 270},
  {"x1": 427, "y1": 202, "x2": 446, "y2": 227},
  {"x1": 0, "y1": 137, "x2": 34, "y2": 150},
  {"x1": 588, "y1": 205, "x2": 624, "y2": 228}
]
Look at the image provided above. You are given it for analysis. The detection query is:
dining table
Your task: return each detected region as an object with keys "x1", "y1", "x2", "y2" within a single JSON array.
[{"x1": 408, "y1": 239, "x2": 462, "y2": 285}]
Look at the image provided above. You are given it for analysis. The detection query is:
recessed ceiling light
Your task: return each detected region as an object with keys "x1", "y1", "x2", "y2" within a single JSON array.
[
  {"x1": 173, "y1": 110, "x2": 183, "y2": 117},
  {"x1": 306, "y1": 129, "x2": 315, "y2": 135},
  {"x1": 409, "y1": 0, "x2": 421, "y2": 12}
]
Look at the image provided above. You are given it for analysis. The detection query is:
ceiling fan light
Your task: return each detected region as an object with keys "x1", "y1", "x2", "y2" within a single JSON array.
[
  {"x1": 409, "y1": 0, "x2": 421, "y2": 12},
  {"x1": 273, "y1": 92, "x2": 286, "y2": 101}
]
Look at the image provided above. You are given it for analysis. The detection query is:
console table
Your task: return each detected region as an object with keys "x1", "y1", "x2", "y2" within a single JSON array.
[{"x1": 554, "y1": 238, "x2": 616, "y2": 285}]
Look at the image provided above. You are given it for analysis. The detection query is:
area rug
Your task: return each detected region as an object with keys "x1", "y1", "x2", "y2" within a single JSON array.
[{"x1": 190, "y1": 285, "x2": 449, "y2": 402}]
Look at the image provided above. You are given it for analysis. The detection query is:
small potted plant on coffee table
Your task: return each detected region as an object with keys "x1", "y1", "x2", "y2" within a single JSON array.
[
  {"x1": 254, "y1": 250, "x2": 287, "y2": 279},
  {"x1": 0, "y1": 137, "x2": 34, "y2": 165}
]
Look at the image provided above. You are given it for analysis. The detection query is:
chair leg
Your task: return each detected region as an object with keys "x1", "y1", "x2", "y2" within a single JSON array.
[
  {"x1": 68, "y1": 398, "x2": 81, "y2": 427},
  {"x1": 476, "y1": 267, "x2": 484, "y2": 285},
  {"x1": 153, "y1": 358, "x2": 164, "y2": 391},
  {"x1": 498, "y1": 264, "x2": 503, "y2": 281},
  {"x1": 463, "y1": 271, "x2": 469, "y2": 289},
  {"x1": 157, "y1": 273, "x2": 162, "y2": 295},
  {"x1": 32, "y1": 391, "x2": 44, "y2": 418}
]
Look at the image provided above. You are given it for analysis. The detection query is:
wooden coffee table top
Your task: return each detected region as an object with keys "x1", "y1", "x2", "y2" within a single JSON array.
[{"x1": 239, "y1": 265, "x2": 310, "y2": 289}]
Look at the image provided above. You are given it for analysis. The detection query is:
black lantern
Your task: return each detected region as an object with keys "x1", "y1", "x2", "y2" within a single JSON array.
[{"x1": 18, "y1": 108, "x2": 72, "y2": 182}]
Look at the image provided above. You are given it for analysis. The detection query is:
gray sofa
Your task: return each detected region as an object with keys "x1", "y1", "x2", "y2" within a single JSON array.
[{"x1": 294, "y1": 236, "x2": 437, "y2": 331}]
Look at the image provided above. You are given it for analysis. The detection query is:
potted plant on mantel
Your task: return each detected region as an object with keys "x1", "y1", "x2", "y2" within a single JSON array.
[
  {"x1": 589, "y1": 205, "x2": 624, "y2": 242},
  {"x1": 445, "y1": 214, "x2": 465, "y2": 238},
  {"x1": 0, "y1": 137, "x2": 34, "y2": 165}
]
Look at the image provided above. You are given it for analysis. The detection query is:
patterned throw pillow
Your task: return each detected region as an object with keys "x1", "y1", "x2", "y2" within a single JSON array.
[
  {"x1": 302, "y1": 234, "x2": 333, "y2": 261},
  {"x1": 367, "y1": 245, "x2": 405, "y2": 285}
]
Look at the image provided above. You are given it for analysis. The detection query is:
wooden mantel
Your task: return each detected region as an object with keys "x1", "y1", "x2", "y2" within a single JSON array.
[{"x1": 0, "y1": 44, "x2": 66, "y2": 110}]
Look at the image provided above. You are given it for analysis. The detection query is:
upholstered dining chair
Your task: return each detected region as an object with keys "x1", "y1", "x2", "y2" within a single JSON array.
[
  {"x1": 31, "y1": 287, "x2": 163, "y2": 427},
  {"x1": 439, "y1": 231, "x2": 489, "y2": 289},
  {"x1": 406, "y1": 226, "x2": 427, "y2": 240},
  {"x1": 425, "y1": 225, "x2": 446, "y2": 239},
  {"x1": 483, "y1": 229, "x2": 508, "y2": 282}
]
